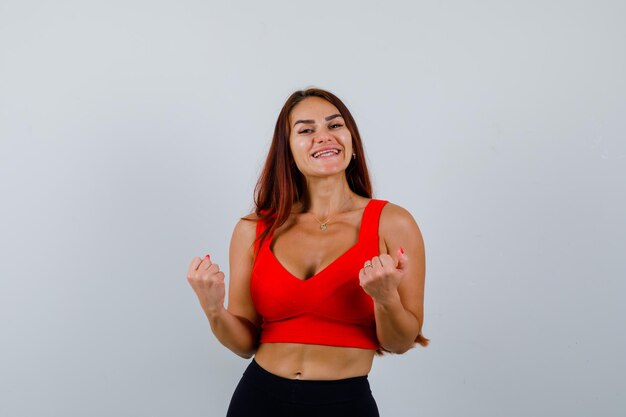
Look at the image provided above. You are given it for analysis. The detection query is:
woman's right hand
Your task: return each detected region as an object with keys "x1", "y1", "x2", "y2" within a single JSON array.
[{"x1": 187, "y1": 254, "x2": 226, "y2": 316}]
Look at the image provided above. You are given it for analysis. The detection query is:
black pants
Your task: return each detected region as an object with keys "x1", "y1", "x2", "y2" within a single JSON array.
[{"x1": 226, "y1": 358, "x2": 380, "y2": 417}]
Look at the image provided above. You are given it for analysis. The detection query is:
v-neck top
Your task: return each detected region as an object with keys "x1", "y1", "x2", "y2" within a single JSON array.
[{"x1": 250, "y1": 199, "x2": 388, "y2": 350}]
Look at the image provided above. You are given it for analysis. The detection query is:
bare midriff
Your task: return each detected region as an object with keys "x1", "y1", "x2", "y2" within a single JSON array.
[{"x1": 254, "y1": 342, "x2": 375, "y2": 380}]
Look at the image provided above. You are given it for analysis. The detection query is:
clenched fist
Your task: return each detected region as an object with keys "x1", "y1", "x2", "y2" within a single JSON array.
[
  {"x1": 359, "y1": 247, "x2": 407, "y2": 304},
  {"x1": 187, "y1": 254, "x2": 226, "y2": 316}
]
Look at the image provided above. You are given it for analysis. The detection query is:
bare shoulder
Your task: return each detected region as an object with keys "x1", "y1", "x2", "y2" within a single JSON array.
[
  {"x1": 379, "y1": 202, "x2": 424, "y2": 250},
  {"x1": 379, "y1": 202, "x2": 421, "y2": 231},
  {"x1": 231, "y1": 212, "x2": 259, "y2": 244}
]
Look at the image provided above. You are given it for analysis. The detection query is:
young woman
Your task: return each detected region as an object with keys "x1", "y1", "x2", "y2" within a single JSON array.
[{"x1": 187, "y1": 88, "x2": 429, "y2": 416}]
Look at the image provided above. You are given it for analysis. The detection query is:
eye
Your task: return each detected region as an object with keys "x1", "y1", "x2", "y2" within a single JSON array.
[{"x1": 298, "y1": 123, "x2": 343, "y2": 134}]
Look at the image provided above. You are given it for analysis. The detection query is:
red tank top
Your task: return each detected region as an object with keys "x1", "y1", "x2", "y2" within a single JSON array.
[{"x1": 250, "y1": 199, "x2": 388, "y2": 350}]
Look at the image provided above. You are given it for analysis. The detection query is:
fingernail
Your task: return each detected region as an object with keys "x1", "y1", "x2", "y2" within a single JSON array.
[
  {"x1": 399, "y1": 247, "x2": 405, "y2": 255},
  {"x1": 205, "y1": 254, "x2": 211, "y2": 259}
]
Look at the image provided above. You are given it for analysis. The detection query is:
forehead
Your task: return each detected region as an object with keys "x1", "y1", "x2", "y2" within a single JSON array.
[{"x1": 289, "y1": 97, "x2": 341, "y2": 123}]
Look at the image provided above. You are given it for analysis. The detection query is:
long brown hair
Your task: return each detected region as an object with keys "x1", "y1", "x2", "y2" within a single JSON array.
[
  {"x1": 249, "y1": 87, "x2": 430, "y2": 351},
  {"x1": 252, "y1": 87, "x2": 372, "y2": 252}
]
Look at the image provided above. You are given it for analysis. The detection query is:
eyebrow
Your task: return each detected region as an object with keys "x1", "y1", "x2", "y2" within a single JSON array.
[{"x1": 293, "y1": 113, "x2": 343, "y2": 128}]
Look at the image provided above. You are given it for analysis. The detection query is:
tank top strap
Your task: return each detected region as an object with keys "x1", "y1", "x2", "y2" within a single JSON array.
[{"x1": 358, "y1": 199, "x2": 389, "y2": 254}]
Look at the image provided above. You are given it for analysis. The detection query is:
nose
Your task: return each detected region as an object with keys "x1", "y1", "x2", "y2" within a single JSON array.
[
  {"x1": 316, "y1": 136, "x2": 333, "y2": 144},
  {"x1": 314, "y1": 126, "x2": 335, "y2": 143}
]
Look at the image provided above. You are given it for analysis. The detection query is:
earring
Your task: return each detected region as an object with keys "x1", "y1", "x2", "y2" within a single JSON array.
[{"x1": 352, "y1": 153, "x2": 356, "y2": 160}]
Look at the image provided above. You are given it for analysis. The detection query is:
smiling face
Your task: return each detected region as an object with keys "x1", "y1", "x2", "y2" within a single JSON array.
[{"x1": 288, "y1": 96, "x2": 353, "y2": 178}]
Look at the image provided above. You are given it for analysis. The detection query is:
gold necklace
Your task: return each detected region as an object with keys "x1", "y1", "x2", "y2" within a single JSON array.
[
  {"x1": 310, "y1": 212, "x2": 332, "y2": 231},
  {"x1": 308, "y1": 197, "x2": 354, "y2": 231}
]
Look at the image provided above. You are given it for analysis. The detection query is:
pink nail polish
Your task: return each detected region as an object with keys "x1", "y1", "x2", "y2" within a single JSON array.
[
  {"x1": 399, "y1": 247, "x2": 404, "y2": 255},
  {"x1": 205, "y1": 254, "x2": 211, "y2": 259}
]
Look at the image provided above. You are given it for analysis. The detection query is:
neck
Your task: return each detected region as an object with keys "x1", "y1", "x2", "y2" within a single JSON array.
[{"x1": 302, "y1": 174, "x2": 356, "y2": 218}]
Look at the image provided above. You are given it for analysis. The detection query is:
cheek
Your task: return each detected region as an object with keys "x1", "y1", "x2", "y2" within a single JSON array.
[
  {"x1": 291, "y1": 139, "x2": 307, "y2": 152},
  {"x1": 341, "y1": 135, "x2": 353, "y2": 153},
  {"x1": 290, "y1": 140, "x2": 309, "y2": 164}
]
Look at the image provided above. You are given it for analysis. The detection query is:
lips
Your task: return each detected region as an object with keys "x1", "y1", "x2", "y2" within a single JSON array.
[{"x1": 311, "y1": 148, "x2": 341, "y2": 158}]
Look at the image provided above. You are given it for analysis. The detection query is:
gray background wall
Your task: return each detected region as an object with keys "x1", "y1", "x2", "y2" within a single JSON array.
[{"x1": 1, "y1": 1, "x2": 624, "y2": 416}]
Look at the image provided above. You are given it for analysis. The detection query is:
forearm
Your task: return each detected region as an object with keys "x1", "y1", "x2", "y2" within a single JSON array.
[
  {"x1": 206, "y1": 307, "x2": 260, "y2": 359},
  {"x1": 374, "y1": 291, "x2": 421, "y2": 354}
]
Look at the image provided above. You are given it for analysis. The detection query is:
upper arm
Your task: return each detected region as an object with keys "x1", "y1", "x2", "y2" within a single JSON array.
[
  {"x1": 227, "y1": 215, "x2": 262, "y2": 329},
  {"x1": 379, "y1": 203, "x2": 426, "y2": 332}
]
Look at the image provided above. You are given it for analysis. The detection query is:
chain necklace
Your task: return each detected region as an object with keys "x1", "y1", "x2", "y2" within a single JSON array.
[
  {"x1": 308, "y1": 197, "x2": 354, "y2": 231},
  {"x1": 310, "y1": 212, "x2": 332, "y2": 231}
]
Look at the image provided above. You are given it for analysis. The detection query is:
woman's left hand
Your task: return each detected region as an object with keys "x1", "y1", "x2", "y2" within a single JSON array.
[{"x1": 359, "y1": 248, "x2": 407, "y2": 304}]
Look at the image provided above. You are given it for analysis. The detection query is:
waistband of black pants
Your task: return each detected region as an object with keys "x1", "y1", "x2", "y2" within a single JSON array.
[{"x1": 244, "y1": 358, "x2": 372, "y2": 405}]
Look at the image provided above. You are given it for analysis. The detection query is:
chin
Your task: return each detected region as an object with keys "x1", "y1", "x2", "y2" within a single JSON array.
[{"x1": 312, "y1": 165, "x2": 349, "y2": 177}]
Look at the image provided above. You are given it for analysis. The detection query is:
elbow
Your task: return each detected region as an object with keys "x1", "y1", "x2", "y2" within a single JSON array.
[
  {"x1": 234, "y1": 346, "x2": 257, "y2": 359},
  {"x1": 378, "y1": 325, "x2": 421, "y2": 354},
  {"x1": 233, "y1": 338, "x2": 260, "y2": 359},
  {"x1": 394, "y1": 345, "x2": 414, "y2": 355},
  {"x1": 237, "y1": 351, "x2": 255, "y2": 360},
  {"x1": 379, "y1": 347, "x2": 410, "y2": 355},
  {"x1": 390, "y1": 346, "x2": 415, "y2": 355},
  {"x1": 380, "y1": 339, "x2": 416, "y2": 355}
]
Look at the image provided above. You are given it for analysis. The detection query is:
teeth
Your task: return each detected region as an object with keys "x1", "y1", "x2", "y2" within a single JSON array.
[{"x1": 313, "y1": 150, "x2": 339, "y2": 158}]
